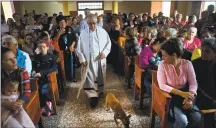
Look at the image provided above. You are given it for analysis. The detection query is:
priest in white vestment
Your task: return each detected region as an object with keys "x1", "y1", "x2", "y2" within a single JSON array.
[{"x1": 76, "y1": 14, "x2": 111, "y2": 108}]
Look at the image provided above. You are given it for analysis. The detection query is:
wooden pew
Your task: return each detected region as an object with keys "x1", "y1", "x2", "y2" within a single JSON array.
[
  {"x1": 117, "y1": 37, "x2": 126, "y2": 77},
  {"x1": 150, "y1": 70, "x2": 171, "y2": 128},
  {"x1": 59, "y1": 50, "x2": 66, "y2": 85},
  {"x1": 24, "y1": 78, "x2": 43, "y2": 128},
  {"x1": 48, "y1": 71, "x2": 60, "y2": 115},
  {"x1": 118, "y1": 37, "x2": 130, "y2": 82},
  {"x1": 150, "y1": 70, "x2": 216, "y2": 128},
  {"x1": 134, "y1": 56, "x2": 145, "y2": 109}
]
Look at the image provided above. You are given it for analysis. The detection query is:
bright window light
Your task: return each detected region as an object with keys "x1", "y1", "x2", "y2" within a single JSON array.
[
  {"x1": 204, "y1": 1, "x2": 216, "y2": 11},
  {"x1": 2, "y1": 2, "x2": 14, "y2": 22},
  {"x1": 162, "y1": 2, "x2": 171, "y2": 17}
]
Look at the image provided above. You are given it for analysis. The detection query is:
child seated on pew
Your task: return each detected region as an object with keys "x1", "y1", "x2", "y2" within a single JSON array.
[
  {"x1": 1, "y1": 80, "x2": 35, "y2": 128},
  {"x1": 32, "y1": 40, "x2": 58, "y2": 116},
  {"x1": 139, "y1": 37, "x2": 166, "y2": 94}
]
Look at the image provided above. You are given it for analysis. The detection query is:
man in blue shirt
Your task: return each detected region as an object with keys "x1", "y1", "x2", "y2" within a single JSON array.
[{"x1": 79, "y1": 8, "x2": 90, "y2": 33}]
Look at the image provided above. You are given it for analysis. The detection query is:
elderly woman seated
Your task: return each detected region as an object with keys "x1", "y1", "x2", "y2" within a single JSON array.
[
  {"x1": 184, "y1": 27, "x2": 201, "y2": 52},
  {"x1": 2, "y1": 35, "x2": 32, "y2": 76},
  {"x1": 157, "y1": 38, "x2": 202, "y2": 128},
  {"x1": 193, "y1": 37, "x2": 216, "y2": 128}
]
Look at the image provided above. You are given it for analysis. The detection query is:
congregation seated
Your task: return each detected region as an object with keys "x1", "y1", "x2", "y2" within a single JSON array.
[
  {"x1": 157, "y1": 38, "x2": 202, "y2": 128},
  {"x1": 2, "y1": 35, "x2": 32, "y2": 76},
  {"x1": 1, "y1": 47, "x2": 34, "y2": 128},
  {"x1": 1, "y1": 4, "x2": 216, "y2": 127},
  {"x1": 193, "y1": 37, "x2": 216, "y2": 128}
]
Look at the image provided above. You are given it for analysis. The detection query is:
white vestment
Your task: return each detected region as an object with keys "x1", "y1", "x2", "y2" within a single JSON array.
[{"x1": 76, "y1": 27, "x2": 111, "y2": 98}]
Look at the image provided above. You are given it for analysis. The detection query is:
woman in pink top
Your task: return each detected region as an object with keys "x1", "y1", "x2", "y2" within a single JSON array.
[
  {"x1": 184, "y1": 27, "x2": 201, "y2": 52},
  {"x1": 158, "y1": 38, "x2": 202, "y2": 128}
]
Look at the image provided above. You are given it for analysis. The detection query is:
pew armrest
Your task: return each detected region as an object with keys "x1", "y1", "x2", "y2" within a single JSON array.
[
  {"x1": 200, "y1": 109, "x2": 216, "y2": 114},
  {"x1": 152, "y1": 70, "x2": 172, "y2": 119},
  {"x1": 23, "y1": 91, "x2": 38, "y2": 109},
  {"x1": 30, "y1": 78, "x2": 38, "y2": 91},
  {"x1": 135, "y1": 63, "x2": 145, "y2": 89}
]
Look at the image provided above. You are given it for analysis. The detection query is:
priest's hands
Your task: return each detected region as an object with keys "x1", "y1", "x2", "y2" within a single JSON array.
[{"x1": 96, "y1": 53, "x2": 105, "y2": 60}]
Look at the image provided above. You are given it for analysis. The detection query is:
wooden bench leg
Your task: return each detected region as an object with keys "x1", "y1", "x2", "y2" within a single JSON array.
[
  {"x1": 51, "y1": 91, "x2": 58, "y2": 115},
  {"x1": 150, "y1": 109, "x2": 156, "y2": 128},
  {"x1": 134, "y1": 85, "x2": 137, "y2": 100},
  {"x1": 139, "y1": 86, "x2": 143, "y2": 109},
  {"x1": 38, "y1": 117, "x2": 44, "y2": 128},
  {"x1": 55, "y1": 88, "x2": 60, "y2": 104}
]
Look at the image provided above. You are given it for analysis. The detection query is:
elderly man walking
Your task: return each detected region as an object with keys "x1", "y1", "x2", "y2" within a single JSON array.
[{"x1": 76, "y1": 14, "x2": 111, "y2": 108}]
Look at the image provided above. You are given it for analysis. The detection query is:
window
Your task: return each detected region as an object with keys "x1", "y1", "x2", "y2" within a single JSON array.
[
  {"x1": 77, "y1": 2, "x2": 104, "y2": 16},
  {"x1": 203, "y1": 1, "x2": 216, "y2": 11},
  {"x1": 77, "y1": 2, "x2": 104, "y2": 10}
]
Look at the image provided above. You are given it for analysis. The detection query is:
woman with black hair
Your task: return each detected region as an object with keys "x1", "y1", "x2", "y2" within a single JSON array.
[
  {"x1": 157, "y1": 38, "x2": 202, "y2": 128},
  {"x1": 193, "y1": 37, "x2": 216, "y2": 128},
  {"x1": 123, "y1": 13, "x2": 138, "y2": 29}
]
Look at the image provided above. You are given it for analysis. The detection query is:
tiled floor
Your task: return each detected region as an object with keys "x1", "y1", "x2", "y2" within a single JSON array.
[{"x1": 42, "y1": 65, "x2": 160, "y2": 128}]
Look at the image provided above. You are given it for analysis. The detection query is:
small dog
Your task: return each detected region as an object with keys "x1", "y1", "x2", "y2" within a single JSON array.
[{"x1": 105, "y1": 93, "x2": 131, "y2": 128}]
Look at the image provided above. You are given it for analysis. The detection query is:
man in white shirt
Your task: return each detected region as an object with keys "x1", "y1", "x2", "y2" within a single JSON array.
[{"x1": 76, "y1": 14, "x2": 111, "y2": 108}]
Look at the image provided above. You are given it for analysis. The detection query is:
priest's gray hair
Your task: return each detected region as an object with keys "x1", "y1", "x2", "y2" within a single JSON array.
[{"x1": 87, "y1": 13, "x2": 97, "y2": 22}]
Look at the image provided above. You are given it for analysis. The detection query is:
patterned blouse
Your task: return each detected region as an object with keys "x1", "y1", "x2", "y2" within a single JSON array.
[{"x1": 1, "y1": 67, "x2": 31, "y2": 103}]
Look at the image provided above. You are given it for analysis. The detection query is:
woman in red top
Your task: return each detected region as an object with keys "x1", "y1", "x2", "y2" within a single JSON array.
[{"x1": 184, "y1": 27, "x2": 201, "y2": 52}]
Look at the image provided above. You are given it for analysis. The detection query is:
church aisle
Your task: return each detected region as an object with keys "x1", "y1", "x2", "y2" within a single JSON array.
[{"x1": 43, "y1": 65, "x2": 160, "y2": 128}]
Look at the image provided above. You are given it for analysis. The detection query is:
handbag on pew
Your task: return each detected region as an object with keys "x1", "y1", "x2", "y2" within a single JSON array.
[{"x1": 168, "y1": 83, "x2": 199, "y2": 123}]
